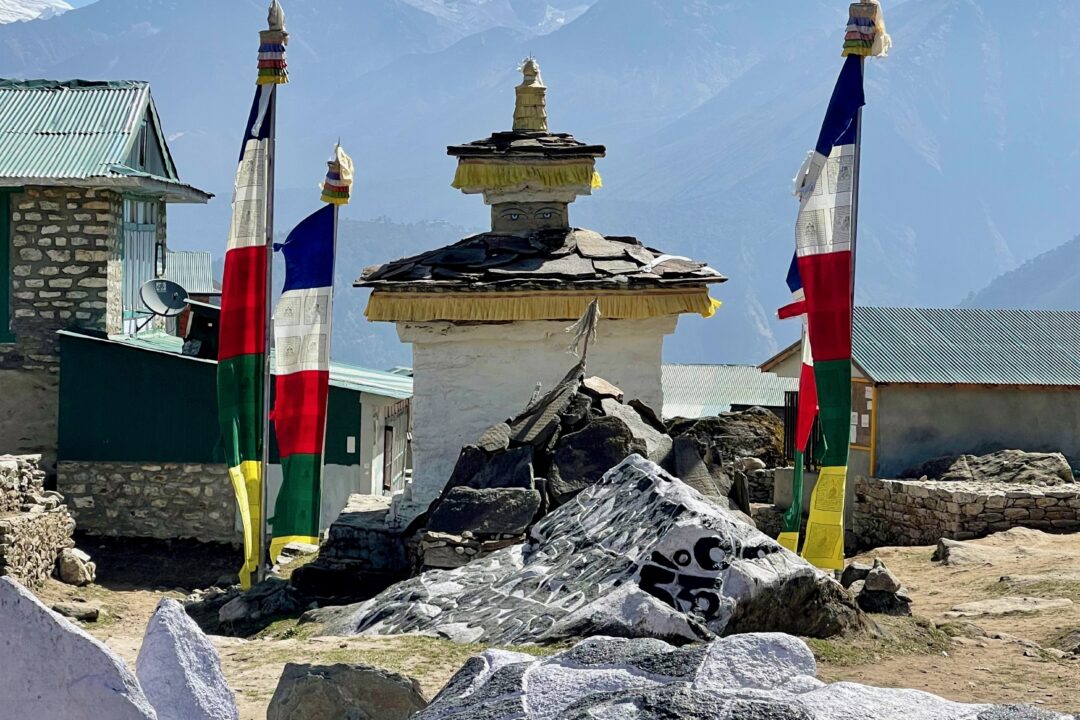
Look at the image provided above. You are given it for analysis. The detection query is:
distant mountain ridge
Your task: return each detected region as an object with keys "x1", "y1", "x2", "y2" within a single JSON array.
[
  {"x1": 0, "y1": 0, "x2": 69, "y2": 23},
  {"x1": 1, "y1": 0, "x2": 1078, "y2": 368},
  {"x1": 962, "y1": 235, "x2": 1080, "y2": 312}
]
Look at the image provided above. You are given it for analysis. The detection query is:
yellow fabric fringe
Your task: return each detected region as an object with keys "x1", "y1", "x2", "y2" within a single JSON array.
[
  {"x1": 228, "y1": 460, "x2": 262, "y2": 590},
  {"x1": 452, "y1": 162, "x2": 602, "y2": 191},
  {"x1": 365, "y1": 290, "x2": 719, "y2": 323}
]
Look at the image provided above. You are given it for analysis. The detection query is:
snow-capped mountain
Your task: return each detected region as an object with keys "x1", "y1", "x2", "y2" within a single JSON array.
[{"x1": 0, "y1": 0, "x2": 70, "y2": 23}]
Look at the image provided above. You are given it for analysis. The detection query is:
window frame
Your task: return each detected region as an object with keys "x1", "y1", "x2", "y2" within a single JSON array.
[{"x1": 0, "y1": 189, "x2": 20, "y2": 344}]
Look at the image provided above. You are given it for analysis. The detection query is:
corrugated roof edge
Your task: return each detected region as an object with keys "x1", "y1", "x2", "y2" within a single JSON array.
[
  {"x1": 56, "y1": 330, "x2": 413, "y2": 399},
  {"x1": 0, "y1": 79, "x2": 149, "y2": 90}
]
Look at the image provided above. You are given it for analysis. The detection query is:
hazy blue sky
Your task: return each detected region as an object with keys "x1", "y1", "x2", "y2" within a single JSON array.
[{"x1": 67, "y1": 0, "x2": 97, "y2": 7}]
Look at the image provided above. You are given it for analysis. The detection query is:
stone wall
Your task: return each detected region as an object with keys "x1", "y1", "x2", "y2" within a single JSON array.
[
  {"x1": 852, "y1": 476, "x2": 1080, "y2": 548},
  {"x1": 0, "y1": 455, "x2": 75, "y2": 586},
  {"x1": 3, "y1": 186, "x2": 122, "y2": 369},
  {"x1": 58, "y1": 461, "x2": 237, "y2": 545}
]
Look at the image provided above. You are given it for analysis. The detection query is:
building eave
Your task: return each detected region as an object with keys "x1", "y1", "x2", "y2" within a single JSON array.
[{"x1": 0, "y1": 175, "x2": 212, "y2": 203}]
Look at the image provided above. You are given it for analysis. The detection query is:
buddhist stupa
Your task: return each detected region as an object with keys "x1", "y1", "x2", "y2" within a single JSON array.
[{"x1": 357, "y1": 58, "x2": 725, "y2": 521}]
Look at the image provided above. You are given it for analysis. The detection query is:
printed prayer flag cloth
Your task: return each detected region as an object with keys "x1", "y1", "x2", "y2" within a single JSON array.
[
  {"x1": 217, "y1": 83, "x2": 277, "y2": 590},
  {"x1": 789, "y1": 53, "x2": 865, "y2": 570},
  {"x1": 269, "y1": 204, "x2": 335, "y2": 562}
]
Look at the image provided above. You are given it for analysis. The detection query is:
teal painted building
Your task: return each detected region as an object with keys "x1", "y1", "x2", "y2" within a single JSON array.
[{"x1": 56, "y1": 330, "x2": 412, "y2": 544}]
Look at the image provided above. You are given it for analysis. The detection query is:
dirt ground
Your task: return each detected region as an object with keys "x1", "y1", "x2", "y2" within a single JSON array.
[{"x1": 31, "y1": 530, "x2": 1080, "y2": 718}]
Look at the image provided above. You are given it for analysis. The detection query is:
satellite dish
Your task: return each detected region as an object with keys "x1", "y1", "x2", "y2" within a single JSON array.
[{"x1": 140, "y1": 278, "x2": 189, "y2": 318}]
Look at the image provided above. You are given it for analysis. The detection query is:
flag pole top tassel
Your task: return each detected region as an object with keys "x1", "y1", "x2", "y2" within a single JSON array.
[
  {"x1": 842, "y1": 0, "x2": 892, "y2": 58},
  {"x1": 513, "y1": 56, "x2": 547, "y2": 133},
  {"x1": 322, "y1": 143, "x2": 355, "y2": 205},
  {"x1": 258, "y1": 0, "x2": 289, "y2": 85}
]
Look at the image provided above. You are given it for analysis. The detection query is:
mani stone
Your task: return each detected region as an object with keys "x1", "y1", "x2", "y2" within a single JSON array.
[
  {"x1": 0, "y1": 577, "x2": 156, "y2": 719},
  {"x1": 267, "y1": 663, "x2": 428, "y2": 720},
  {"x1": 57, "y1": 547, "x2": 96, "y2": 586},
  {"x1": 313, "y1": 456, "x2": 865, "y2": 645},
  {"x1": 427, "y1": 487, "x2": 542, "y2": 536},
  {"x1": 471, "y1": 446, "x2": 535, "y2": 490},
  {"x1": 136, "y1": 598, "x2": 238, "y2": 720},
  {"x1": 412, "y1": 633, "x2": 1063, "y2": 720}
]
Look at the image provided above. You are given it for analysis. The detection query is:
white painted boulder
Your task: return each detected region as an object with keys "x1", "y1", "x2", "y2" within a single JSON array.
[
  {"x1": 0, "y1": 576, "x2": 157, "y2": 719},
  {"x1": 416, "y1": 633, "x2": 1069, "y2": 720},
  {"x1": 136, "y1": 598, "x2": 238, "y2": 720},
  {"x1": 314, "y1": 456, "x2": 863, "y2": 644}
]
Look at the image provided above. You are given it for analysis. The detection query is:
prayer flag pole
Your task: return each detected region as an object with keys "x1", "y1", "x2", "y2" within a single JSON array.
[{"x1": 776, "y1": 1, "x2": 888, "y2": 562}]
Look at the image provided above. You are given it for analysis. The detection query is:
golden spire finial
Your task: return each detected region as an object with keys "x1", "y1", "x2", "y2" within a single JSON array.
[{"x1": 513, "y1": 56, "x2": 547, "y2": 133}]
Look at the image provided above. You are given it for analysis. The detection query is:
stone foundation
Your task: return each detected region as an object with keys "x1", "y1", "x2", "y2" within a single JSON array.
[
  {"x1": 0, "y1": 455, "x2": 75, "y2": 586},
  {"x1": 852, "y1": 476, "x2": 1080, "y2": 548},
  {"x1": 292, "y1": 494, "x2": 408, "y2": 600},
  {"x1": 57, "y1": 461, "x2": 236, "y2": 545}
]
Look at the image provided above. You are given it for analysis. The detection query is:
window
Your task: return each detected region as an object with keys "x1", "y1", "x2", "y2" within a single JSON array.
[
  {"x1": 0, "y1": 191, "x2": 15, "y2": 343},
  {"x1": 121, "y1": 197, "x2": 161, "y2": 335}
]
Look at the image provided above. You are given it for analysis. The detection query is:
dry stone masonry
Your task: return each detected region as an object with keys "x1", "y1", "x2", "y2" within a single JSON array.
[
  {"x1": 0, "y1": 454, "x2": 76, "y2": 586},
  {"x1": 58, "y1": 461, "x2": 236, "y2": 544},
  {"x1": 2, "y1": 187, "x2": 125, "y2": 370},
  {"x1": 853, "y1": 476, "x2": 1080, "y2": 548}
]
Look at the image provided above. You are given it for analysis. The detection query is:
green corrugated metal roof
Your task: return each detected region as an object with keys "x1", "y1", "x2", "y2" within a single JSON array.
[
  {"x1": 165, "y1": 251, "x2": 219, "y2": 295},
  {"x1": 0, "y1": 79, "x2": 209, "y2": 201},
  {"x1": 59, "y1": 331, "x2": 413, "y2": 399},
  {"x1": 662, "y1": 364, "x2": 797, "y2": 419},
  {"x1": 853, "y1": 307, "x2": 1080, "y2": 386}
]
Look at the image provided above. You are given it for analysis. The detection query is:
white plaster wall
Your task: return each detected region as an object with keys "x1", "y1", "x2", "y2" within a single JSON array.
[{"x1": 398, "y1": 317, "x2": 677, "y2": 515}]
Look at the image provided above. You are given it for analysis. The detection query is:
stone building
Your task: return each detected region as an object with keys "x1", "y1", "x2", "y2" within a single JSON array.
[
  {"x1": 357, "y1": 59, "x2": 725, "y2": 522},
  {"x1": 763, "y1": 306, "x2": 1080, "y2": 478},
  {"x1": 0, "y1": 79, "x2": 211, "y2": 470}
]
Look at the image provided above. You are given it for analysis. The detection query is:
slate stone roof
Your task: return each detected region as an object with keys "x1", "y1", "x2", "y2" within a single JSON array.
[
  {"x1": 356, "y1": 227, "x2": 724, "y2": 291},
  {"x1": 447, "y1": 131, "x2": 605, "y2": 159}
]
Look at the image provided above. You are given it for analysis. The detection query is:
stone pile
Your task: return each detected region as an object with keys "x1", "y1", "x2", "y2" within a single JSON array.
[
  {"x1": 418, "y1": 364, "x2": 772, "y2": 569},
  {"x1": 0, "y1": 453, "x2": 79, "y2": 586},
  {"x1": 840, "y1": 559, "x2": 912, "y2": 616},
  {"x1": 310, "y1": 456, "x2": 865, "y2": 645},
  {"x1": 415, "y1": 633, "x2": 1064, "y2": 720},
  {"x1": 0, "y1": 577, "x2": 239, "y2": 719}
]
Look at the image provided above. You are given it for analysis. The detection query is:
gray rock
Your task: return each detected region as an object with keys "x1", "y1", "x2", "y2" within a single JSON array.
[
  {"x1": 901, "y1": 450, "x2": 1075, "y2": 486},
  {"x1": 740, "y1": 457, "x2": 768, "y2": 472},
  {"x1": 549, "y1": 415, "x2": 643, "y2": 504},
  {"x1": 840, "y1": 562, "x2": 871, "y2": 589},
  {"x1": 137, "y1": 598, "x2": 238, "y2": 720},
  {"x1": 428, "y1": 487, "x2": 541, "y2": 536},
  {"x1": 0, "y1": 577, "x2": 156, "y2": 719},
  {"x1": 267, "y1": 662, "x2": 428, "y2": 720},
  {"x1": 581, "y1": 375, "x2": 623, "y2": 400},
  {"x1": 52, "y1": 601, "x2": 100, "y2": 622},
  {"x1": 57, "y1": 547, "x2": 96, "y2": 586},
  {"x1": 856, "y1": 590, "x2": 912, "y2": 616},
  {"x1": 471, "y1": 446, "x2": 534, "y2": 490},
  {"x1": 415, "y1": 633, "x2": 1063, "y2": 720},
  {"x1": 863, "y1": 560, "x2": 902, "y2": 593},
  {"x1": 601, "y1": 398, "x2": 673, "y2": 463},
  {"x1": 318, "y1": 456, "x2": 864, "y2": 645},
  {"x1": 667, "y1": 409, "x2": 785, "y2": 469}
]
